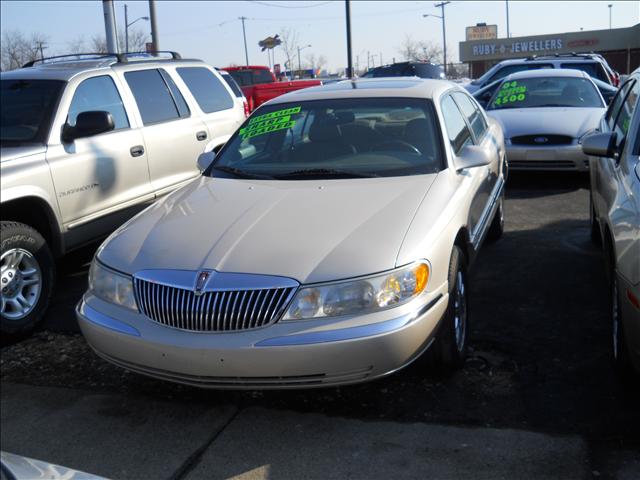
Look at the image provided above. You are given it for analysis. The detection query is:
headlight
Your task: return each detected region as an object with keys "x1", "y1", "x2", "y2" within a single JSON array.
[
  {"x1": 89, "y1": 260, "x2": 137, "y2": 311},
  {"x1": 283, "y1": 262, "x2": 429, "y2": 320}
]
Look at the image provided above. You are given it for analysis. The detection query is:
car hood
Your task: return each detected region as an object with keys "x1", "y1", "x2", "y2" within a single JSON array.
[
  {"x1": 98, "y1": 174, "x2": 437, "y2": 284},
  {"x1": 0, "y1": 145, "x2": 47, "y2": 163},
  {"x1": 487, "y1": 107, "x2": 604, "y2": 139}
]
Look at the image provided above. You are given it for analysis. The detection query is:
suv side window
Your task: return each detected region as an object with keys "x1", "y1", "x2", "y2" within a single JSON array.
[
  {"x1": 177, "y1": 67, "x2": 234, "y2": 113},
  {"x1": 607, "y1": 80, "x2": 636, "y2": 130},
  {"x1": 452, "y1": 91, "x2": 487, "y2": 140},
  {"x1": 68, "y1": 75, "x2": 129, "y2": 130},
  {"x1": 441, "y1": 94, "x2": 473, "y2": 153},
  {"x1": 159, "y1": 69, "x2": 190, "y2": 118},
  {"x1": 125, "y1": 69, "x2": 185, "y2": 125}
]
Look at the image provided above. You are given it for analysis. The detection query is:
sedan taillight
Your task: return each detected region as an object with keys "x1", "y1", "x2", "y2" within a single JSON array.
[{"x1": 243, "y1": 101, "x2": 250, "y2": 118}]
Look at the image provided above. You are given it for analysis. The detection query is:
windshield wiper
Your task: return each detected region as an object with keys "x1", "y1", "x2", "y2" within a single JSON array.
[
  {"x1": 274, "y1": 168, "x2": 379, "y2": 179},
  {"x1": 209, "y1": 165, "x2": 274, "y2": 180}
]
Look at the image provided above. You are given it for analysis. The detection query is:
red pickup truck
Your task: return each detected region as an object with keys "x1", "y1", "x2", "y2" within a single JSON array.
[{"x1": 223, "y1": 66, "x2": 322, "y2": 112}]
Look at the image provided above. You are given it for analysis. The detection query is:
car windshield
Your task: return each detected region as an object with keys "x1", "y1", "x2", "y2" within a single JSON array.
[
  {"x1": 227, "y1": 69, "x2": 273, "y2": 86},
  {"x1": 1, "y1": 79, "x2": 65, "y2": 147},
  {"x1": 208, "y1": 98, "x2": 443, "y2": 180},
  {"x1": 487, "y1": 76, "x2": 603, "y2": 110}
]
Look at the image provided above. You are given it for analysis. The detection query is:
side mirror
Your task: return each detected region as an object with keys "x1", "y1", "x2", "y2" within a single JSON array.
[
  {"x1": 455, "y1": 144, "x2": 492, "y2": 172},
  {"x1": 62, "y1": 111, "x2": 115, "y2": 142},
  {"x1": 581, "y1": 132, "x2": 617, "y2": 158},
  {"x1": 197, "y1": 150, "x2": 216, "y2": 172}
]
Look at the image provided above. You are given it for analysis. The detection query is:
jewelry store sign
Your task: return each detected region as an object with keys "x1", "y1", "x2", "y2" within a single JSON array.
[
  {"x1": 472, "y1": 38, "x2": 564, "y2": 57},
  {"x1": 466, "y1": 24, "x2": 498, "y2": 41}
]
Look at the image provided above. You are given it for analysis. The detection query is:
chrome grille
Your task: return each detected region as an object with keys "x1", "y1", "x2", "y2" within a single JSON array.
[
  {"x1": 134, "y1": 279, "x2": 295, "y2": 332},
  {"x1": 511, "y1": 134, "x2": 573, "y2": 146}
]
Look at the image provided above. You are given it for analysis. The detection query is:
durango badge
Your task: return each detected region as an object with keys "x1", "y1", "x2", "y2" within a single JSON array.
[{"x1": 194, "y1": 271, "x2": 211, "y2": 296}]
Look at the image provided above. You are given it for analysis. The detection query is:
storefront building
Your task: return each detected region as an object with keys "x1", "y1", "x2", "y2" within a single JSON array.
[{"x1": 459, "y1": 23, "x2": 639, "y2": 78}]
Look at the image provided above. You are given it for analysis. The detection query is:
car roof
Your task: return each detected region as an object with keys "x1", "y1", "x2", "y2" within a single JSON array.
[
  {"x1": 266, "y1": 77, "x2": 455, "y2": 104},
  {"x1": 0, "y1": 56, "x2": 205, "y2": 82},
  {"x1": 503, "y1": 68, "x2": 591, "y2": 81}
]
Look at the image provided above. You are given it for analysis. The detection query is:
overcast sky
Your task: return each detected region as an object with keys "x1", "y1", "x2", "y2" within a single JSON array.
[{"x1": 1, "y1": 0, "x2": 639, "y2": 71}]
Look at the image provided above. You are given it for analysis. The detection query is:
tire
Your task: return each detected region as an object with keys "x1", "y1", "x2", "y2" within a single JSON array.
[
  {"x1": 486, "y1": 193, "x2": 504, "y2": 241},
  {"x1": 590, "y1": 195, "x2": 602, "y2": 246},
  {"x1": 1, "y1": 221, "x2": 55, "y2": 336},
  {"x1": 428, "y1": 246, "x2": 469, "y2": 371}
]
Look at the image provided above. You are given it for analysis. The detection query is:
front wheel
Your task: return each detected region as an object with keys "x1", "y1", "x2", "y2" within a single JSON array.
[
  {"x1": 1, "y1": 221, "x2": 55, "y2": 336},
  {"x1": 429, "y1": 246, "x2": 469, "y2": 371}
]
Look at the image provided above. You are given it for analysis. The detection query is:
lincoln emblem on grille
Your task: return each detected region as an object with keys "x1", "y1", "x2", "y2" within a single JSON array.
[
  {"x1": 534, "y1": 136, "x2": 548, "y2": 144},
  {"x1": 194, "y1": 271, "x2": 211, "y2": 296}
]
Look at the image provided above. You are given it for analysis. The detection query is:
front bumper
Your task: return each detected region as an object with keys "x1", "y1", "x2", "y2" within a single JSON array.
[
  {"x1": 506, "y1": 143, "x2": 589, "y2": 171},
  {"x1": 77, "y1": 287, "x2": 449, "y2": 389}
]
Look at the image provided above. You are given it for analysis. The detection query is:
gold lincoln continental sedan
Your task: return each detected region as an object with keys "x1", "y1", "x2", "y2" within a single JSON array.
[{"x1": 77, "y1": 78, "x2": 506, "y2": 388}]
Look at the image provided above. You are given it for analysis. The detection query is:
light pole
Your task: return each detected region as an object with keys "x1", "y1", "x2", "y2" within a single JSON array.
[
  {"x1": 297, "y1": 44, "x2": 311, "y2": 77},
  {"x1": 424, "y1": 1, "x2": 450, "y2": 76},
  {"x1": 345, "y1": 0, "x2": 353, "y2": 78},
  {"x1": 239, "y1": 16, "x2": 249, "y2": 66},
  {"x1": 608, "y1": 4, "x2": 612, "y2": 29},
  {"x1": 124, "y1": 4, "x2": 149, "y2": 53},
  {"x1": 506, "y1": 0, "x2": 510, "y2": 38}
]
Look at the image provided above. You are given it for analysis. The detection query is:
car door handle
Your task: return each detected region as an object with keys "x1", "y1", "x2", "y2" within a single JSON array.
[
  {"x1": 196, "y1": 131, "x2": 208, "y2": 141},
  {"x1": 130, "y1": 145, "x2": 145, "y2": 157}
]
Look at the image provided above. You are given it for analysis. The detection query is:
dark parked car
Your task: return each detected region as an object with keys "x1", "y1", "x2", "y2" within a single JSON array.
[{"x1": 362, "y1": 62, "x2": 445, "y2": 80}]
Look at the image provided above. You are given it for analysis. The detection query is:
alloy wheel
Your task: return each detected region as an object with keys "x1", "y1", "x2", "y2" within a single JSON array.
[{"x1": 1, "y1": 248, "x2": 42, "y2": 320}]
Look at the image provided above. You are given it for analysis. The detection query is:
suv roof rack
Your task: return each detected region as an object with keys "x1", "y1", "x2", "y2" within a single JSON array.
[
  {"x1": 22, "y1": 51, "x2": 182, "y2": 68},
  {"x1": 524, "y1": 52, "x2": 595, "y2": 62}
]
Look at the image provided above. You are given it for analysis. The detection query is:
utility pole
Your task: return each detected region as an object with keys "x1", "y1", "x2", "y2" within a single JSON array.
[
  {"x1": 239, "y1": 16, "x2": 249, "y2": 66},
  {"x1": 125, "y1": 4, "x2": 128, "y2": 53},
  {"x1": 36, "y1": 41, "x2": 46, "y2": 60},
  {"x1": 424, "y1": 2, "x2": 450, "y2": 76},
  {"x1": 379, "y1": 52, "x2": 382, "y2": 66},
  {"x1": 367, "y1": 50, "x2": 370, "y2": 69},
  {"x1": 149, "y1": 0, "x2": 159, "y2": 52},
  {"x1": 608, "y1": 4, "x2": 612, "y2": 29},
  {"x1": 102, "y1": 0, "x2": 118, "y2": 53},
  {"x1": 506, "y1": 0, "x2": 510, "y2": 38},
  {"x1": 345, "y1": 0, "x2": 353, "y2": 78}
]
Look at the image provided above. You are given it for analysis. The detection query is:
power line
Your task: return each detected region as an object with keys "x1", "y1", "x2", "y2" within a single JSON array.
[{"x1": 246, "y1": 1, "x2": 333, "y2": 9}]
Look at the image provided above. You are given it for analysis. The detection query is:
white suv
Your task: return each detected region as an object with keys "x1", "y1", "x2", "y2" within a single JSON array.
[{"x1": 1, "y1": 52, "x2": 245, "y2": 335}]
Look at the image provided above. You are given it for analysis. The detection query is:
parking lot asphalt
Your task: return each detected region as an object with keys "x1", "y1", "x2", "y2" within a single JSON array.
[{"x1": 1, "y1": 172, "x2": 639, "y2": 479}]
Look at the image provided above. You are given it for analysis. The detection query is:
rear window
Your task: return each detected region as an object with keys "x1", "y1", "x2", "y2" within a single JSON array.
[
  {"x1": 487, "y1": 63, "x2": 553, "y2": 83},
  {"x1": 209, "y1": 98, "x2": 443, "y2": 179},
  {"x1": 177, "y1": 67, "x2": 234, "y2": 113},
  {"x1": 220, "y1": 73, "x2": 244, "y2": 98},
  {"x1": 227, "y1": 69, "x2": 274, "y2": 86},
  {"x1": 1, "y1": 79, "x2": 65, "y2": 146},
  {"x1": 560, "y1": 62, "x2": 609, "y2": 83}
]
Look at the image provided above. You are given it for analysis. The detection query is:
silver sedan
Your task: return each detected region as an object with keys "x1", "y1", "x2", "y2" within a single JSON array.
[
  {"x1": 482, "y1": 69, "x2": 606, "y2": 172},
  {"x1": 77, "y1": 78, "x2": 506, "y2": 388}
]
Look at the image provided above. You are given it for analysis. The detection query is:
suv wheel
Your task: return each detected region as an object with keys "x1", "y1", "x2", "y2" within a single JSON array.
[
  {"x1": 428, "y1": 246, "x2": 469, "y2": 371},
  {"x1": 1, "y1": 221, "x2": 54, "y2": 335}
]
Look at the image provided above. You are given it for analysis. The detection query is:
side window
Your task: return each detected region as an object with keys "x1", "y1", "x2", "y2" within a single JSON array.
[
  {"x1": 613, "y1": 80, "x2": 640, "y2": 146},
  {"x1": 159, "y1": 69, "x2": 190, "y2": 118},
  {"x1": 607, "y1": 80, "x2": 635, "y2": 130},
  {"x1": 441, "y1": 95, "x2": 473, "y2": 153},
  {"x1": 125, "y1": 69, "x2": 182, "y2": 125},
  {"x1": 68, "y1": 75, "x2": 129, "y2": 130},
  {"x1": 452, "y1": 92, "x2": 488, "y2": 140},
  {"x1": 177, "y1": 67, "x2": 234, "y2": 113}
]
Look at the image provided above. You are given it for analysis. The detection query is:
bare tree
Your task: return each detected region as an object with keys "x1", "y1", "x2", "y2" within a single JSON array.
[
  {"x1": 279, "y1": 27, "x2": 299, "y2": 71},
  {"x1": 84, "y1": 28, "x2": 148, "y2": 54},
  {"x1": 305, "y1": 53, "x2": 327, "y2": 73},
  {"x1": 1, "y1": 30, "x2": 49, "y2": 71},
  {"x1": 398, "y1": 35, "x2": 442, "y2": 64}
]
